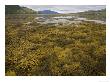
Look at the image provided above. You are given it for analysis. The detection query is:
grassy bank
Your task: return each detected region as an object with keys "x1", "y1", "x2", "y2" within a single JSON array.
[{"x1": 5, "y1": 14, "x2": 106, "y2": 76}]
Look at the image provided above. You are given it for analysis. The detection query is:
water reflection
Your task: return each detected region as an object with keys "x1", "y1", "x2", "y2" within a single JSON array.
[{"x1": 35, "y1": 15, "x2": 106, "y2": 25}]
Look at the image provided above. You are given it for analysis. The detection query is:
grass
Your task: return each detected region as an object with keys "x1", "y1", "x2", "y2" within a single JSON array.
[{"x1": 5, "y1": 14, "x2": 106, "y2": 76}]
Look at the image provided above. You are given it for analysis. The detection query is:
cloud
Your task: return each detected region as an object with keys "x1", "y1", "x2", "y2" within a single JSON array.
[{"x1": 21, "y1": 5, "x2": 106, "y2": 13}]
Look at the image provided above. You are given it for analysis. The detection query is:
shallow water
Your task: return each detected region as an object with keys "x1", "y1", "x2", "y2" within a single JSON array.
[{"x1": 35, "y1": 15, "x2": 106, "y2": 25}]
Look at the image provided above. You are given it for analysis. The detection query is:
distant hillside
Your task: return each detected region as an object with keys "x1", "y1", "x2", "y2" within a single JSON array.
[
  {"x1": 5, "y1": 5, "x2": 21, "y2": 14},
  {"x1": 17, "y1": 7, "x2": 37, "y2": 14},
  {"x1": 5, "y1": 5, "x2": 37, "y2": 14},
  {"x1": 38, "y1": 10, "x2": 59, "y2": 14},
  {"x1": 76, "y1": 9, "x2": 106, "y2": 21}
]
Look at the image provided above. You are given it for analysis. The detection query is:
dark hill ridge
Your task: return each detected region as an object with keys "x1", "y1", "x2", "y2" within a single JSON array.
[
  {"x1": 5, "y1": 5, "x2": 21, "y2": 14},
  {"x1": 5, "y1": 5, "x2": 37, "y2": 14},
  {"x1": 38, "y1": 10, "x2": 59, "y2": 14}
]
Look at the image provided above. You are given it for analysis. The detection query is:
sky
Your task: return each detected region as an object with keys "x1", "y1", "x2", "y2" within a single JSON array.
[{"x1": 21, "y1": 5, "x2": 106, "y2": 13}]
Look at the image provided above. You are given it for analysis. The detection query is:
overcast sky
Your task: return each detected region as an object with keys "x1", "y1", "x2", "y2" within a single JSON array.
[{"x1": 21, "y1": 5, "x2": 106, "y2": 13}]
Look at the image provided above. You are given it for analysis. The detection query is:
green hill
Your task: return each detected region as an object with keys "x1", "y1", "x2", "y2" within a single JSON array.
[
  {"x1": 5, "y1": 5, "x2": 37, "y2": 14},
  {"x1": 76, "y1": 9, "x2": 106, "y2": 21}
]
